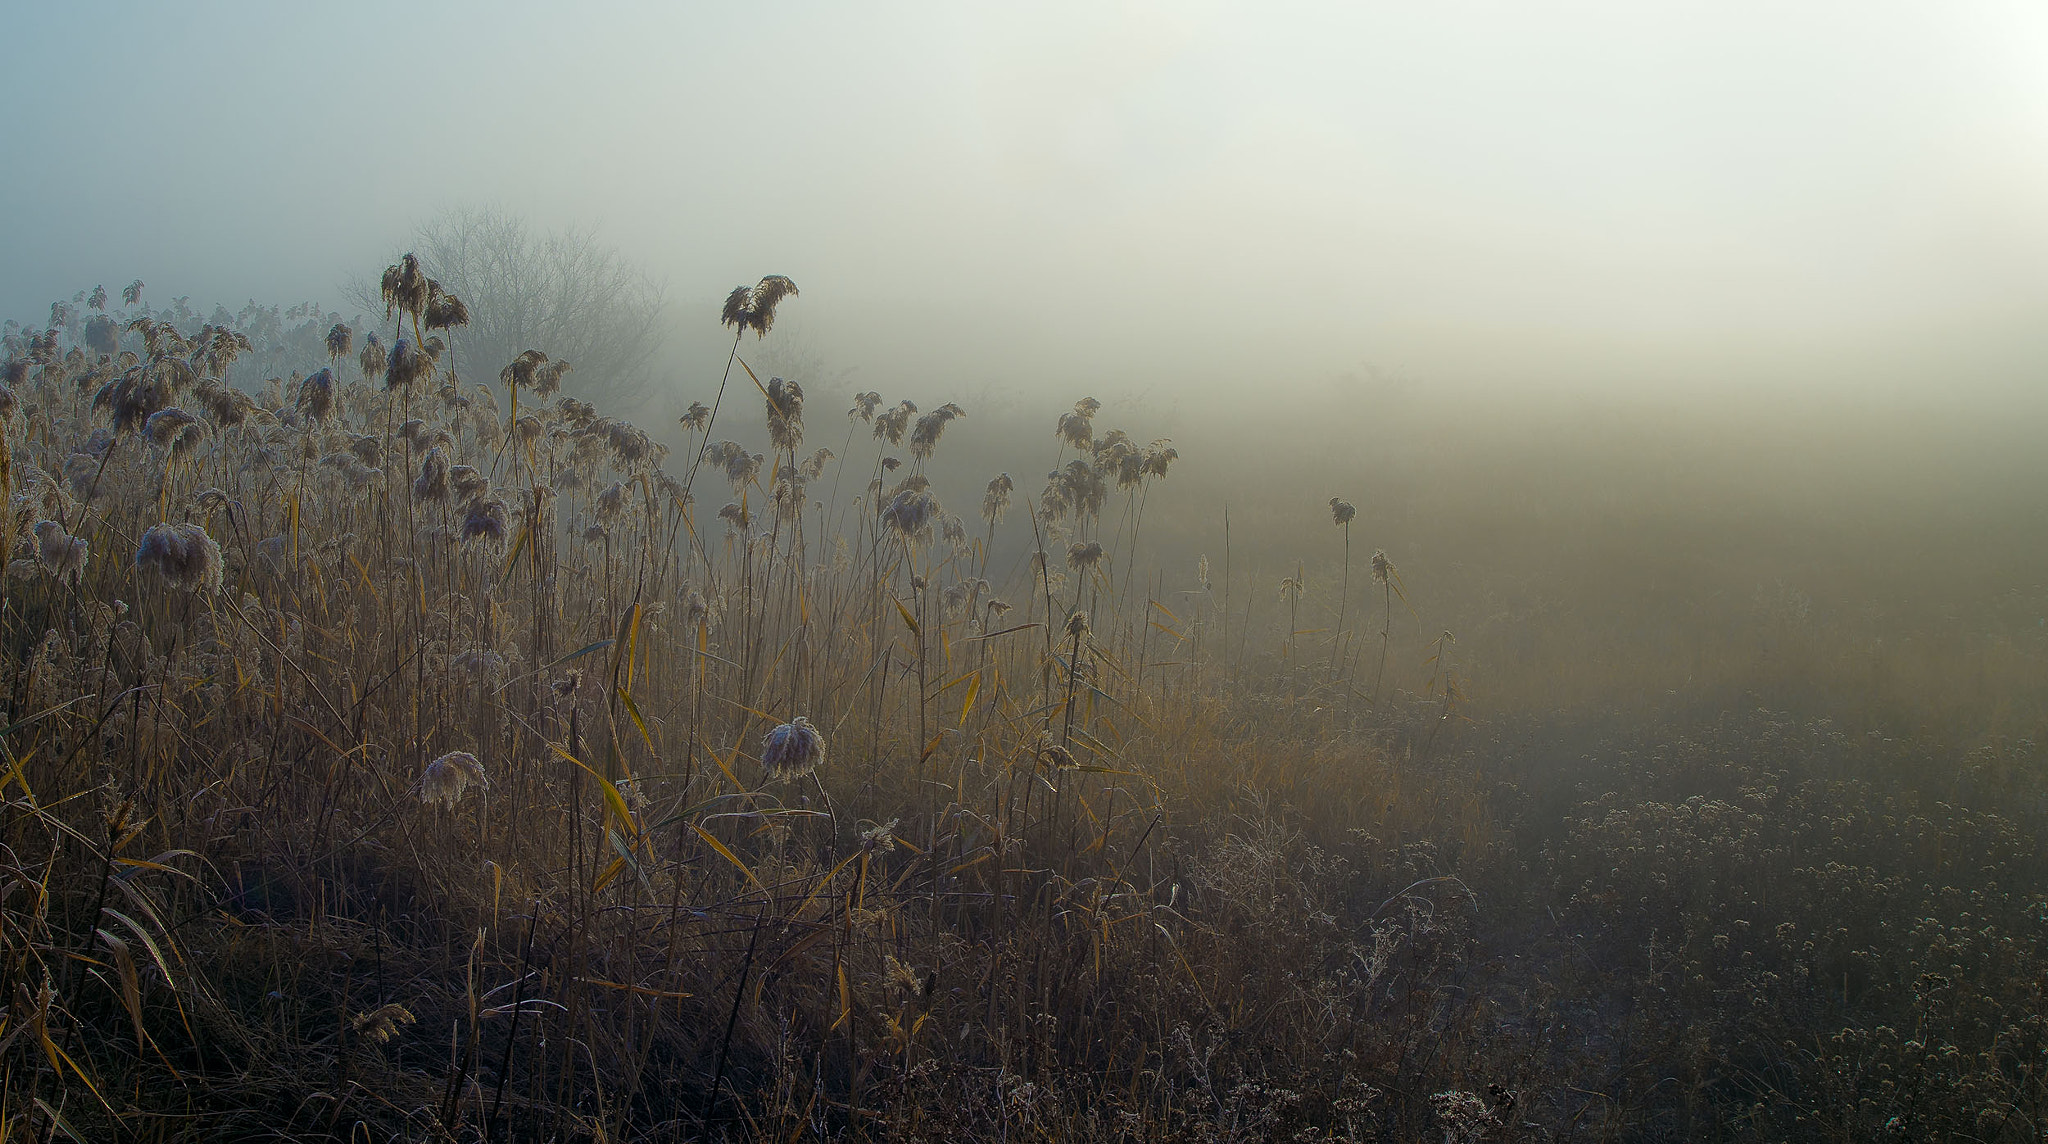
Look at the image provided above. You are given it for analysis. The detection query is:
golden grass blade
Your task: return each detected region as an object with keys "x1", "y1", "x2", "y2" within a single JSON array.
[
  {"x1": 959, "y1": 670, "x2": 982, "y2": 725},
  {"x1": 549, "y1": 741, "x2": 637, "y2": 837},
  {"x1": 618, "y1": 688, "x2": 658, "y2": 756},
  {"x1": 691, "y1": 823, "x2": 769, "y2": 897}
]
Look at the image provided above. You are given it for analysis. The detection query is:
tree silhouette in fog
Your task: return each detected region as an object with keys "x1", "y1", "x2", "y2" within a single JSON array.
[{"x1": 367, "y1": 206, "x2": 667, "y2": 411}]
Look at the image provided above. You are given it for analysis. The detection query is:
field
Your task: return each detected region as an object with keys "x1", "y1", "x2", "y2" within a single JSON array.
[{"x1": 0, "y1": 270, "x2": 2043, "y2": 1142}]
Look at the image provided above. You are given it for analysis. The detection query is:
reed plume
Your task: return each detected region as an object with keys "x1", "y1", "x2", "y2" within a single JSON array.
[
  {"x1": 417, "y1": 752, "x2": 488, "y2": 808},
  {"x1": 358, "y1": 332, "x2": 387, "y2": 381},
  {"x1": 909, "y1": 402, "x2": 965, "y2": 462},
  {"x1": 326, "y1": 322, "x2": 353, "y2": 360},
  {"x1": 765, "y1": 376, "x2": 804, "y2": 451},
  {"x1": 720, "y1": 275, "x2": 800, "y2": 339},
  {"x1": 134, "y1": 521, "x2": 223, "y2": 592},
  {"x1": 761, "y1": 716, "x2": 825, "y2": 782}
]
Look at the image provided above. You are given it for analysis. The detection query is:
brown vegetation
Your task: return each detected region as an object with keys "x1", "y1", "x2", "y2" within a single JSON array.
[{"x1": 0, "y1": 274, "x2": 2040, "y2": 1142}]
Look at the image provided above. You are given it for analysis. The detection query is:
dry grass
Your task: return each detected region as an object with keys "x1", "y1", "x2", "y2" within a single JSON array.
[{"x1": 0, "y1": 277, "x2": 2041, "y2": 1142}]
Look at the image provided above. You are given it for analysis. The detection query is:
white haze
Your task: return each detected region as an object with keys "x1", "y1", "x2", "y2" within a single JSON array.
[{"x1": 5, "y1": 1, "x2": 2048, "y2": 414}]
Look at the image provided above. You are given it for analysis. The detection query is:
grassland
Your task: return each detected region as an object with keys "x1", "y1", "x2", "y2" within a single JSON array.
[{"x1": 0, "y1": 271, "x2": 2041, "y2": 1142}]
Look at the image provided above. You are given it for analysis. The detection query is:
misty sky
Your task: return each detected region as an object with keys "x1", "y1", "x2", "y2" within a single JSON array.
[{"x1": 5, "y1": 2, "x2": 2047, "y2": 406}]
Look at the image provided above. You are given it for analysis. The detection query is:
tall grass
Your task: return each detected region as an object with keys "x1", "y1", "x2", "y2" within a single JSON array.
[{"x1": 0, "y1": 272, "x2": 2041, "y2": 1142}]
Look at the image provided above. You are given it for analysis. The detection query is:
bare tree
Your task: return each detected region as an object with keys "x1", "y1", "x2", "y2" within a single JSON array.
[{"x1": 362, "y1": 207, "x2": 668, "y2": 409}]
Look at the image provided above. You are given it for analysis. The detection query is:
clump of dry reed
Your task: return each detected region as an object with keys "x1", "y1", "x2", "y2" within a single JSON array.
[{"x1": 0, "y1": 262, "x2": 2034, "y2": 1144}]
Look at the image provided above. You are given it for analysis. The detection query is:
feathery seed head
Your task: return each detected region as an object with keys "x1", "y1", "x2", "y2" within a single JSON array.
[
  {"x1": 595, "y1": 481, "x2": 627, "y2": 519},
  {"x1": 981, "y1": 472, "x2": 1013, "y2": 523},
  {"x1": 297, "y1": 368, "x2": 335, "y2": 422},
  {"x1": 63, "y1": 454, "x2": 105, "y2": 501},
  {"x1": 533, "y1": 359, "x2": 571, "y2": 397},
  {"x1": 761, "y1": 715, "x2": 824, "y2": 782},
  {"x1": 1036, "y1": 733, "x2": 1078, "y2": 770},
  {"x1": 94, "y1": 367, "x2": 168, "y2": 433},
  {"x1": 84, "y1": 314, "x2": 120, "y2": 356},
  {"x1": 909, "y1": 402, "x2": 965, "y2": 461},
  {"x1": 1057, "y1": 399, "x2": 1097, "y2": 450},
  {"x1": 33, "y1": 521, "x2": 88, "y2": 583},
  {"x1": 351, "y1": 1004, "x2": 416, "y2": 1043},
  {"x1": 461, "y1": 498, "x2": 508, "y2": 544},
  {"x1": 860, "y1": 817, "x2": 898, "y2": 852},
  {"x1": 381, "y1": 254, "x2": 430, "y2": 319},
  {"x1": 450, "y1": 465, "x2": 488, "y2": 502},
  {"x1": 424, "y1": 288, "x2": 470, "y2": 331},
  {"x1": 416, "y1": 751, "x2": 487, "y2": 808},
  {"x1": 143, "y1": 407, "x2": 200, "y2": 448},
  {"x1": 358, "y1": 332, "x2": 386, "y2": 380},
  {"x1": 414, "y1": 446, "x2": 449, "y2": 501},
  {"x1": 881, "y1": 486, "x2": 942, "y2": 540},
  {"x1": 720, "y1": 275, "x2": 800, "y2": 338},
  {"x1": 134, "y1": 522, "x2": 223, "y2": 593},
  {"x1": 384, "y1": 338, "x2": 429, "y2": 390},
  {"x1": 1142, "y1": 442, "x2": 1178, "y2": 479},
  {"x1": 765, "y1": 376, "x2": 804, "y2": 451},
  {"x1": 500, "y1": 349, "x2": 548, "y2": 390},
  {"x1": 192, "y1": 378, "x2": 258, "y2": 427},
  {"x1": 873, "y1": 400, "x2": 916, "y2": 445}
]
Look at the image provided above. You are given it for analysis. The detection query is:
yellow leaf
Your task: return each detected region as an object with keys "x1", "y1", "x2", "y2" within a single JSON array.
[
  {"x1": 618, "y1": 688, "x2": 657, "y2": 756},
  {"x1": 959, "y1": 671, "x2": 981, "y2": 725},
  {"x1": 549, "y1": 741, "x2": 636, "y2": 837},
  {"x1": 499, "y1": 523, "x2": 531, "y2": 581},
  {"x1": 624, "y1": 603, "x2": 642, "y2": 682},
  {"x1": 948, "y1": 852, "x2": 994, "y2": 876},
  {"x1": 737, "y1": 356, "x2": 773, "y2": 400},
  {"x1": 592, "y1": 856, "x2": 628, "y2": 894},
  {"x1": 97, "y1": 930, "x2": 145, "y2": 1048},
  {"x1": 832, "y1": 964, "x2": 852, "y2": 1032},
  {"x1": 692, "y1": 824, "x2": 769, "y2": 897}
]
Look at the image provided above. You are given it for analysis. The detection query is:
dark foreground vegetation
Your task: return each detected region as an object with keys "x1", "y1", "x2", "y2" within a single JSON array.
[{"x1": 0, "y1": 272, "x2": 2042, "y2": 1142}]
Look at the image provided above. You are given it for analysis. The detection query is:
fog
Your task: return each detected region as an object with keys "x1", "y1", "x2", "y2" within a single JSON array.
[
  {"x1": 7, "y1": 2, "x2": 2048, "y2": 412},
  {"x1": 10, "y1": 10, "x2": 2048, "y2": 1132}
]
